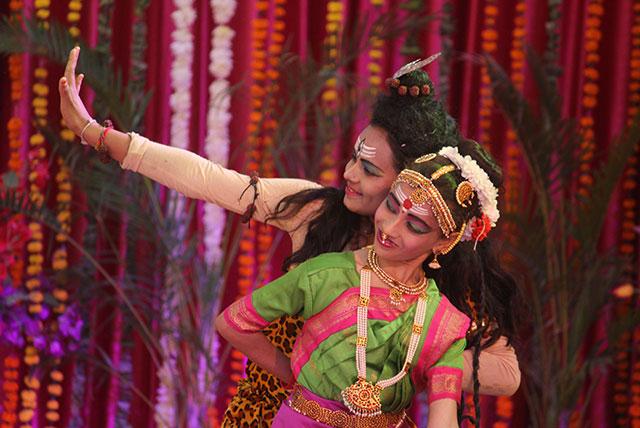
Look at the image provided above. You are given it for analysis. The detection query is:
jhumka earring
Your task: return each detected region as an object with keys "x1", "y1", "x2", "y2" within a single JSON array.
[{"x1": 428, "y1": 252, "x2": 441, "y2": 269}]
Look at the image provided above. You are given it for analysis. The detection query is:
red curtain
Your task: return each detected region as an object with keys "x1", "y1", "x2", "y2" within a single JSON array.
[{"x1": 1, "y1": 0, "x2": 638, "y2": 426}]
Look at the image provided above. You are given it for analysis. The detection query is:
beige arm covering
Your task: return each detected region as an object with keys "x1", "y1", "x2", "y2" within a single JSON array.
[
  {"x1": 120, "y1": 133, "x2": 322, "y2": 236},
  {"x1": 461, "y1": 335, "x2": 521, "y2": 396}
]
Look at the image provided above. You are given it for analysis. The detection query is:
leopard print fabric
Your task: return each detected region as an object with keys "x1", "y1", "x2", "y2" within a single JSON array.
[{"x1": 221, "y1": 314, "x2": 304, "y2": 427}]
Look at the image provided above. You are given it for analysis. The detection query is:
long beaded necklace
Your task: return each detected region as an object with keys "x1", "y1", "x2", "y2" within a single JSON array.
[
  {"x1": 340, "y1": 265, "x2": 429, "y2": 416},
  {"x1": 367, "y1": 247, "x2": 428, "y2": 305}
]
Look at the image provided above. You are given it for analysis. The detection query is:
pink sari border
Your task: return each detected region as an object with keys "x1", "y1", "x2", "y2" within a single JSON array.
[
  {"x1": 223, "y1": 295, "x2": 270, "y2": 333},
  {"x1": 412, "y1": 297, "x2": 470, "y2": 388},
  {"x1": 411, "y1": 300, "x2": 446, "y2": 388},
  {"x1": 291, "y1": 288, "x2": 416, "y2": 377},
  {"x1": 427, "y1": 367, "x2": 463, "y2": 404}
]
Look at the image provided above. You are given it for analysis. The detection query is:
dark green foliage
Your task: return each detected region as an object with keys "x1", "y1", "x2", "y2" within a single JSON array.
[{"x1": 488, "y1": 48, "x2": 640, "y2": 426}]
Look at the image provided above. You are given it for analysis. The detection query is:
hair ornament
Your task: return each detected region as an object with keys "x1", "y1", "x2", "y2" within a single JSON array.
[
  {"x1": 455, "y1": 181, "x2": 475, "y2": 208},
  {"x1": 430, "y1": 164, "x2": 456, "y2": 181},
  {"x1": 384, "y1": 78, "x2": 400, "y2": 88},
  {"x1": 415, "y1": 153, "x2": 436, "y2": 163},
  {"x1": 392, "y1": 53, "x2": 442, "y2": 79},
  {"x1": 438, "y1": 146, "x2": 499, "y2": 224},
  {"x1": 395, "y1": 169, "x2": 457, "y2": 237},
  {"x1": 462, "y1": 214, "x2": 491, "y2": 250}
]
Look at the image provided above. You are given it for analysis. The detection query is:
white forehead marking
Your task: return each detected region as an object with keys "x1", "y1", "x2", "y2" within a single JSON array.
[
  {"x1": 355, "y1": 137, "x2": 377, "y2": 160},
  {"x1": 394, "y1": 184, "x2": 431, "y2": 216}
]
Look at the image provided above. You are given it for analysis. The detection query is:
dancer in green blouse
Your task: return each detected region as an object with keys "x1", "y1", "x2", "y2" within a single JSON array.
[{"x1": 217, "y1": 142, "x2": 504, "y2": 427}]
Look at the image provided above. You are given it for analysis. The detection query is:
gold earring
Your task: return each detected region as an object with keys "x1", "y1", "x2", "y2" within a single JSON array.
[{"x1": 428, "y1": 252, "x2": 441, "y2": 269}]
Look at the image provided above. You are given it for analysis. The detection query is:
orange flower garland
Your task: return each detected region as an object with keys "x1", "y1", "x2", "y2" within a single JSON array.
[
  {"x1": 567, "y1": 2, "x2": 604, "y2": 426},
  {"x1": 2, "y1": 356, "x2": 21, "y2": 427},
  {"x1": 576, "y1": 0, "x2": 603, "y2": 198},
  {"x1": 367, "y1": 0, "x2": 385, "y2": 98},
  {"x1": 318, "y1": 0, "x2": 345, "y2": 186},
  {"x1": 618, "y1": 2, "x2": 640, "y2": 425},
  {"x1": 494, "y1": 4, "x2": 526, "y2": 425},
  {"x1": 41, "y1": 3, "x2": 82, "y2": 425},
  {"x1": 478, "y1": 0, "x2": 498, "y2": 152},
  {"x1": 256, "y1": 0, "x2": 286, "y2": 289},
  {"x1": 3, "y1": 2, "x2": 25, "y2": 425},
  {"x1": 21, "y1": 1, "x2": 52, "y2": 425},
  {"x1": 226, "y1": 0, "x2": 271, "y2": 402}
]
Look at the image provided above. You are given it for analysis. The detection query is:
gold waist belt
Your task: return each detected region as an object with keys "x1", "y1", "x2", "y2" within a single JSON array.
[{"x1": 287, "y1": 386, "x2": 406, "y2": 428}]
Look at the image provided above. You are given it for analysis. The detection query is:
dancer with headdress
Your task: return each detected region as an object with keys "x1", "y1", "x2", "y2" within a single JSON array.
[
  {"x1": 216, "y1": 141, "x2": 506, "y2": 427},
  {"x1": 58, "y1": 47, "x2": 519, "y2": 426}
]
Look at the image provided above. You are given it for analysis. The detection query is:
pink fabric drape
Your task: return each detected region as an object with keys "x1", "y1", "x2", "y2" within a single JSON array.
[{"x1": 1, "y1": 1, "x2": 638, "y2": 426}]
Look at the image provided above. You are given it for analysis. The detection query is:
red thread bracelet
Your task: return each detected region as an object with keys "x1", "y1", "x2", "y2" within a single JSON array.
[{"x1": 95, "y1": 120, "x2": 113, "y2": 163}]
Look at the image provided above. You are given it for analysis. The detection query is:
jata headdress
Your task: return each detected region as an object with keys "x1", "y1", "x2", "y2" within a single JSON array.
[{"x1": 384, "y1": 53, "x2": 441, "y2": 98}]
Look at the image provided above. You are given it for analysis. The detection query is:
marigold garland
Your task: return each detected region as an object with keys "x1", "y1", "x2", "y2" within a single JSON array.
[
  {"x1": 576, "y1": 0, "x2": 603, "y2": 199},
  {"x1": 318, "y1": 0, "x2": 345, "y2": 186},
  {"x1": 226, "y1": 0, "x2": 271, "y2": 402},
  {"x1": 618, "y1": 3, "x2": 640, "y2": 426},
  {"x1": 493, "y1": 3, "x2": 526, "y2": 424},
  {"x1": 6, "y1": 0, "x2": 26, "y2": 287},
  {"x1": 478, "y1": 0, "x2": 498, "y2": 152},
  {"x1": 256, "y1": 0, "x2": 286, "y2": 289},
  {"x1": 566, "y1": 2, "x2": 605, "y2": 427},
  {"x1": 503, "y1": 0, "x2": 526, "y2": 218},
  {"x1": 367, "y1": 0, "x2": 385, "y2": 97},
  {"x1": 38, "y1": 4, "x2": 83, "y2": 425},
  {"x1": 19, "y1": 1, "x2": 52, "y2": 426},
  {"x1": 2, "y1": 356, "x2": 21, "y2": 427}
]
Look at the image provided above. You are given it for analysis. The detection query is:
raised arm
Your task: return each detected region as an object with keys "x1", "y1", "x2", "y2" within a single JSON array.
[
  {"x1": 462, "y1": 335, "x2": 521, "y2": 396},
  {"x1": 59, "y1": 47, "x2": 321, "y2": 231}
]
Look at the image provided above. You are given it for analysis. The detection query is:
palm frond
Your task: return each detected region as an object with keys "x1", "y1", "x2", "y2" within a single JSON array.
[
  {"x1": 0, "y1": 16, "x2": 150, "y2": 131},
  {"x1": 488, "y1": 47, "x2": 640, "y2": 424}
]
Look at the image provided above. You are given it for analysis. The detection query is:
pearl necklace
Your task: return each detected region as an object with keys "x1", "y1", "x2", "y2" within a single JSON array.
[
  {"x1": 340, "y1": 266, "x2": 428, "y2": 417},
  {"x1": 367, "y1": 247, "x2": 428, "y2": 305}
]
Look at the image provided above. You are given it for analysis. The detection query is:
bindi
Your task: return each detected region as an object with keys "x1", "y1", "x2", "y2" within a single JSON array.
[{"x1": 394, "y1": 185, "x2": 430, "y2": 216}]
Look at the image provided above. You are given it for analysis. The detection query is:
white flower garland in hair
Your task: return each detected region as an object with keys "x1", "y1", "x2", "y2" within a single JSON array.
[{"x1": 438, "y1": 146, "x2": 500, "y2": 240}]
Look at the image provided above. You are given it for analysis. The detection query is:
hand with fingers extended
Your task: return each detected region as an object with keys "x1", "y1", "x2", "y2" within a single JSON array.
[
  {"x1": 58, "y1": 46, "x2": 132, "y2": 162},
  {"x1": 58, "y1": 46, "x2": 92, "y2": 139}
]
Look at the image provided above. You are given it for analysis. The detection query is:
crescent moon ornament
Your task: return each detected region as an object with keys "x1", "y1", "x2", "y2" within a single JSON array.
[{"x1": 392, "y1": 53, "x2": 442, "y2": 79}]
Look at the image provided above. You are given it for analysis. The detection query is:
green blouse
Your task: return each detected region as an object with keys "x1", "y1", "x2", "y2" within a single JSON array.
[{"x1": 223, "y1": 252, "x2": 469, "y2": 413}]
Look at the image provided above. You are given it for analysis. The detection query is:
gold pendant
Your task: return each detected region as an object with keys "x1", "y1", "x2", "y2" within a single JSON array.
[
  {"x1": 340, "y1": 378, "x2": 383, "y2": 416},
  {"x1": 389, "y1": 289, "x2": 404, "y2": 306}
]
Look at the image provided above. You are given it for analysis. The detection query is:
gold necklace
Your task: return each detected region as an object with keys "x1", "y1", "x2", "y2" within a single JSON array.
[{"x1": 367, "y1": 247, "x2": 428, "y2": 305}]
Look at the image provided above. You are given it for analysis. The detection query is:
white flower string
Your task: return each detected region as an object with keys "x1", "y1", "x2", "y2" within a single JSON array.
[
  {"x1": 204, "y1": 0, "x2": 237, "y2": 265},
  {"x1": 155, "y1": 1, "x2": 197, "y2": 427},
  {"x1": 202, "y1": 0, "x2": 237, "y2": 418},
  {"x1": 438, "y1": 146, "x2": 500, "y2": 242}
]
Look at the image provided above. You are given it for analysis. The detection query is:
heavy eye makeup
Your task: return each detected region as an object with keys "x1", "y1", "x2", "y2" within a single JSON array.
[
  {"x1": 386, "y1": 192, "x2": 431, "y2": 234},
  {"x1": 351, "y1": 150, "x2": 382, "y2": 177}
]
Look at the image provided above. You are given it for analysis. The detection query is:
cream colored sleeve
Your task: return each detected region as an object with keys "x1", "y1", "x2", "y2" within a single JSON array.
[
  {"x1": 461, "y1": 335, "x2": 521, "y2": 396},
  {"x1": 120, "y1": 133, "x2": 322, "y2": 231}
]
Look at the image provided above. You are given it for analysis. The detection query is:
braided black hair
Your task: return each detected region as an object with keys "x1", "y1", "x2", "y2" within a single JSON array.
[{"x1": 408, "y1": 139, "x2": 520, "y2": 425}]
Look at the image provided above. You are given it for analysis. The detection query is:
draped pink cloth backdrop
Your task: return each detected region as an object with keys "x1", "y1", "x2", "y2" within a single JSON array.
[{"x1": 0, "y1": 1, "x2": 638, "y2": 427}]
